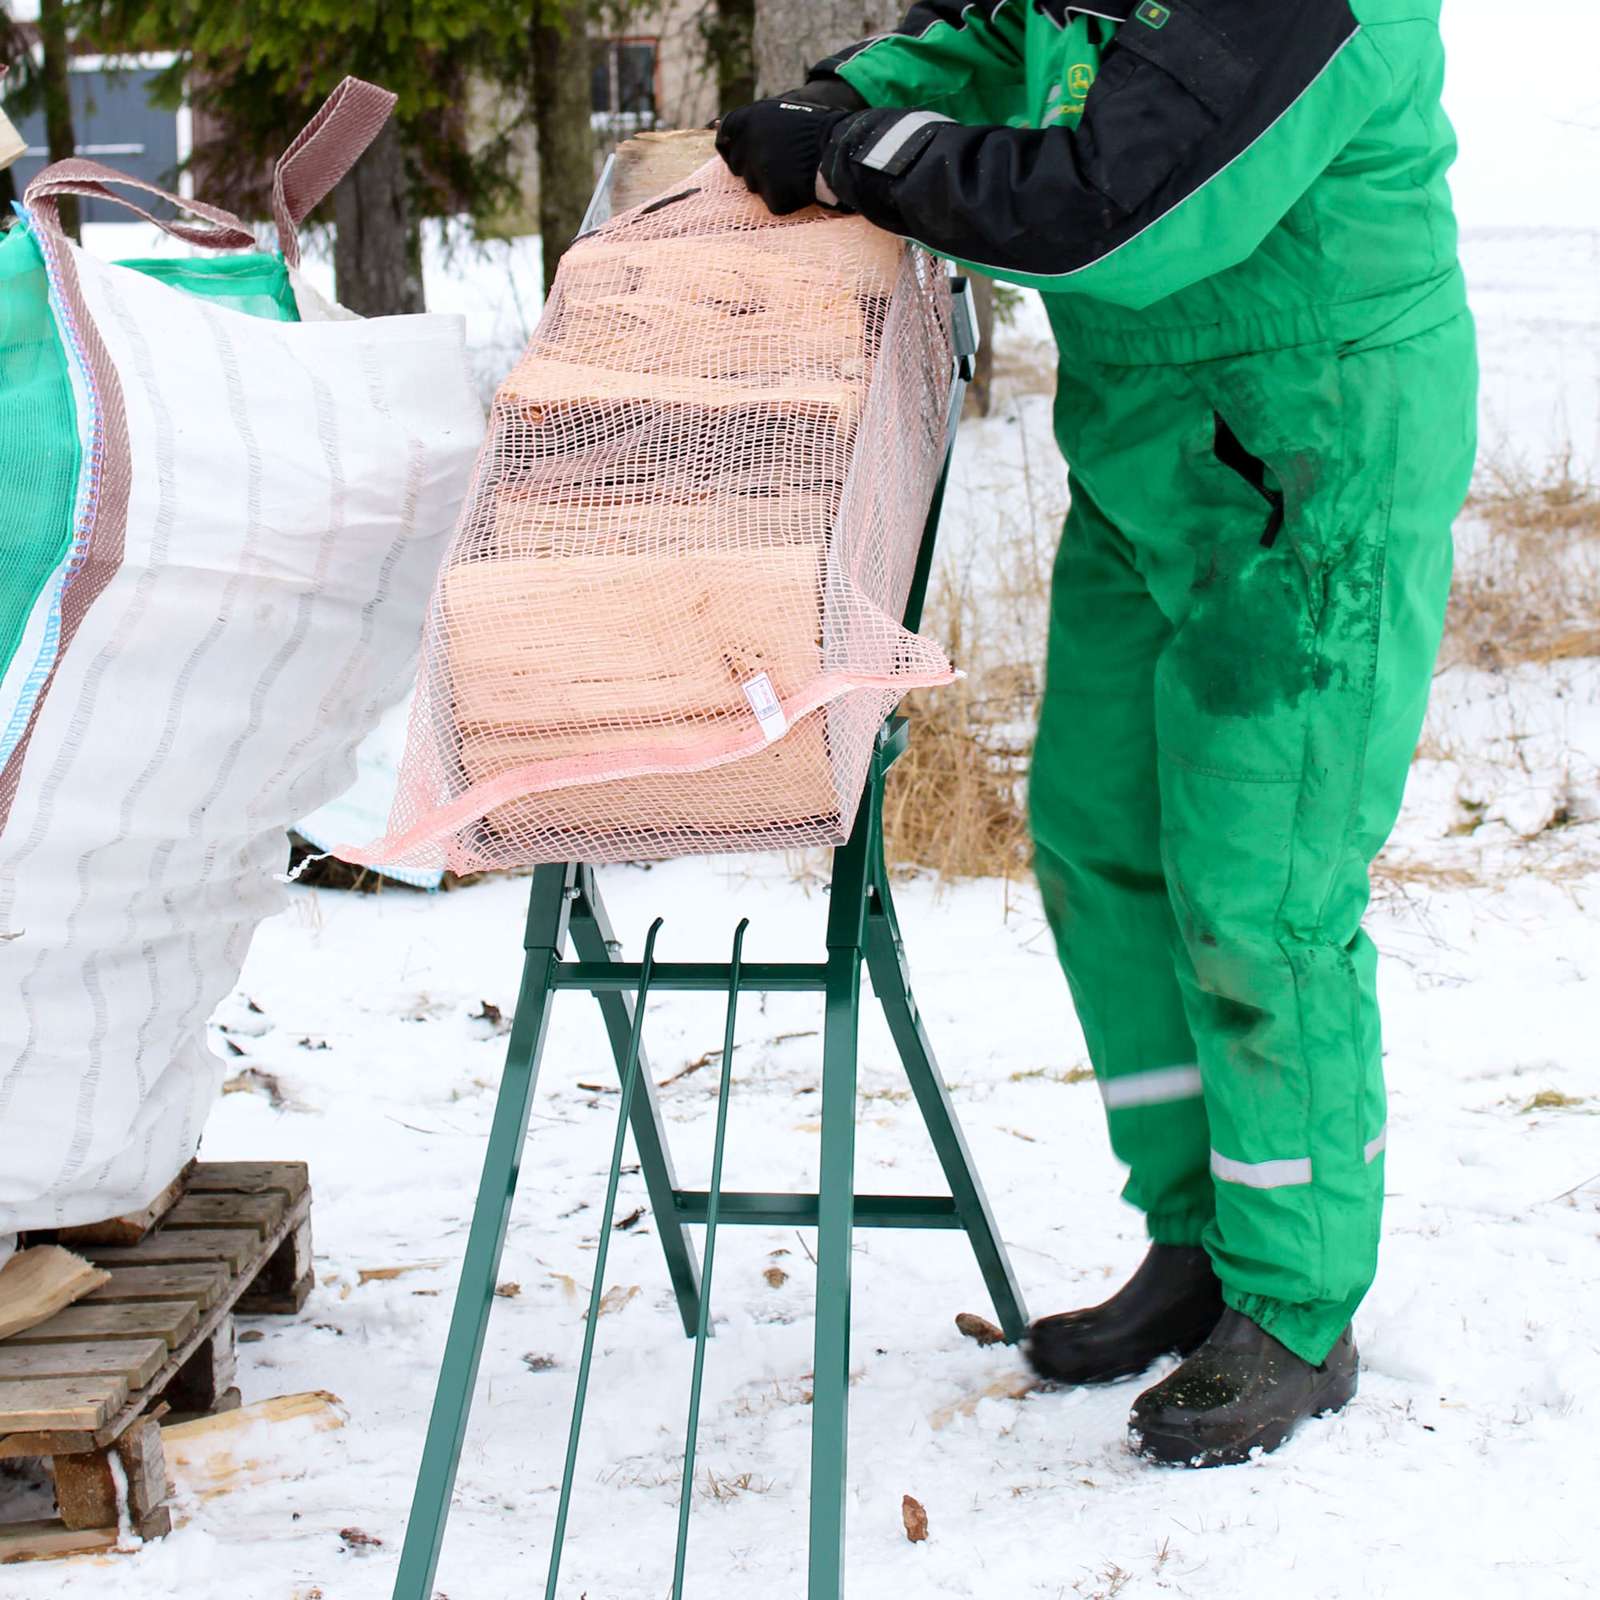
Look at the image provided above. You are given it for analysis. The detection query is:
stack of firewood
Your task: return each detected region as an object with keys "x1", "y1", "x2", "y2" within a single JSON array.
[{"x1": 440, "y1": 169, "x2": 912, "y2": 853}]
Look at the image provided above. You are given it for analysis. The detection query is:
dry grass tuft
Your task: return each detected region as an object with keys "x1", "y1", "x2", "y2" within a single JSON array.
[
  {"x1": 881, "y1": 670, "x2": 1036, "y2": 881},
  {"x1": 1370, "y1": 856, "x2": 1480, "y2": 894},
  {"x1": 1009, "y1": 1063, "x2": 1094, "y2": 1085},
  {"x1": 1521, "y1": 1089, "x2": 1589, "y2": 1114},
  {"x1": 1444, "y1": 451, "x2": 1600, "y2": 670},
  {"x1": 884, "y1": 464, "x2": 1057, "y2": 880}
]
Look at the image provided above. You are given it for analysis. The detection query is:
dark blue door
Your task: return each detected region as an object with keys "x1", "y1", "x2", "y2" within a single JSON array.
[{"x1": 6, "y1": 66, "x2": 180, "y2": 225}]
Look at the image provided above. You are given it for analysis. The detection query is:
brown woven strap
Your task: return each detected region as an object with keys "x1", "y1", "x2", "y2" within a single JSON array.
[
  {"x1": 271, "y1": 77, "x2": 398, "y2": 268},
  {"x1": 24, "y1": 159, "x2": 259, "y2": 250}
]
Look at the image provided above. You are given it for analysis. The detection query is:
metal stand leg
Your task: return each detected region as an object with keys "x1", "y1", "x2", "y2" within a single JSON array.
[
  {"x1": 392, "y1": 864, "x2": 575, "y2": 1600},
  {"x1": 393, "y1": 757, "x2": 1030, "y2": 1600},
  {"x1": 805, "y1": 779, "x2": 875, "y2": 1600},
  {"x1": 807, "y1": 944, "x2": 862, "y2": 1600},
  {"x1": 866, "y1": 871, "x2": 1030, "y2": 1343},
  {"x1": 569, "y1": 868, "x2": 702, "y2": 1337}
]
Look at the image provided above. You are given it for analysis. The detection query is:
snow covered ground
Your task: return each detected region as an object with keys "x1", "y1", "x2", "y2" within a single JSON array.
[
  {"x1": 17, "y1": 19, "x2": 1600, "y2": 1600},
  {"x1": 24, "y1": 809, "x2": 1593, "y2": 1600}
]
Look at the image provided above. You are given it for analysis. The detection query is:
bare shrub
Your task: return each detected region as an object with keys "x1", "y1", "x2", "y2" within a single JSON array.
[
  {"x1": 884, "y1": 427, "x2": 1059, "y2": 880},
  {"x1": 881, "y1": 661, "x2": 1036, "y2": 881},
  {"x1": 1444, "y1": 450, "x2": 1600, "y2": 670}
]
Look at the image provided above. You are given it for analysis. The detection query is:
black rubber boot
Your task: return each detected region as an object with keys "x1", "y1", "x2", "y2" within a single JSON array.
[
  {"x1": 1025, "y1": 1244, "x2": 1224, "y2": 1386},
  {"x1": 1130, "y1": 1309, "x2": 1359, "y2": 1467}
]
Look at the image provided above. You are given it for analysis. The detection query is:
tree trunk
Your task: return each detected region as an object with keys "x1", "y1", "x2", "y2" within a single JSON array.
[
  {"x1": 333, "y1": 117, "x2": 425, "y2": 317},
  {"x1": 705, "y1": 0, "x2": 756, "y2": 115},
  {"x1": 533, "y1": 0, "x2": 594, "y2": 298},
  {"x1": 38, "y1": 0, "x2": 79, "y2": 242},
  {"x1": 964, "y1": 276, "x2": 996, "y2": 418},
  {"x1": 753, "y1": 1, "x2": 901, "y2": 97}
]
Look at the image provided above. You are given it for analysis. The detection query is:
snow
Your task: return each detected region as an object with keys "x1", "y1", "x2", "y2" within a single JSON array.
[
  {"x1": 1441, "y1": 0, "x2": 1600, "y2": 233},
  {"x1": 16, "y1": 30, "x2": 1600, "y2": 1600},
  {"x1": 26, "y1": 846, "x2": 1598, "y2": 1598}
]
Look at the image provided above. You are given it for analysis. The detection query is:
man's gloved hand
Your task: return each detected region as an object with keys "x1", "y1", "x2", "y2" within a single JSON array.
[{"x1": 716, "y1": 89, "x2": 861, "y2": 216}]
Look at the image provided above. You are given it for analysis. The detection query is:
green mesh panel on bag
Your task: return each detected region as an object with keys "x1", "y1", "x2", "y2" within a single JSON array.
[
  {"x1": 0, "y1": 231, "x2": 301, "y2": 684},
  {"x1": 0, "y1": 225, "x2": 80, "y2": 682},
  {"x1": 114, "y1": 252, "x2": 301, "y2": 324}
]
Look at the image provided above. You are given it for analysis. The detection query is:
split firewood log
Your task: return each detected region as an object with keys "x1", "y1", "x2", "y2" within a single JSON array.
[
  {"x1": 0, "y1": 1246, "x2": 110, "y2": 1341},
  {"x1": 443, "y1": 546, "x2": 824, "y2": 730},
  {"x1": 609, "y1": 130, "x2": 719, "y2": 215},
  {"x1": 462, "y1": 710, "x2": 840, "y2": 840}
]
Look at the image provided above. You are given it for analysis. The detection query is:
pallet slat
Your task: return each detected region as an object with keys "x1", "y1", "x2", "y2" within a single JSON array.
[
  {"x1": 0, "y1": 1375, "x2": 129, "y2": 1433},
  {"x1": 0, "y1": 1339, "x2": 167, "y2": 1388},
  {"x1": 85, "y1": 1228, "x2": 259, "y2": 1275},
  {"x1": 187, "y1": 1162, "x2": 309, "y2": 1204},
  {"x1": 86, "y1": 1264, "x2": 229, "y2": 1312},
  {"x1": 165, "y1": 1192, "x2": 285, "y2": 1239},
  {"x1": 0, "y1": 1521, "x2": 121, "y2": 1564},
  {"x1": 18, "y1": 1299, "x2": 201, "y2": 1350},
  {"x1": 238, "y1": 1217, "x2": 314, "y2": 1315}
]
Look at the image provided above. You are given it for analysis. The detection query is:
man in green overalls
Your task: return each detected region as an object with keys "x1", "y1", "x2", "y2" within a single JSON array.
[{"x1": 718, "y1": 0, "x2": 1477, "y2": 1466}]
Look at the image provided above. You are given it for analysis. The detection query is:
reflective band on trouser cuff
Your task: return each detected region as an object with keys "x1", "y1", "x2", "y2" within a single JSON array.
[
  {"x1": 1210, "y1": 1150, "x2": 1314, "y2": 1189},
  {"x1": 1100, "y1": 1064, "x2": 1203, "y2": 1111},
  {"x1": 1364, "y1": 1127, "x2": 1388, "y2": 1163},
  {"x1": 859, "y1": 110, "x2": 956, "y2": 172}
]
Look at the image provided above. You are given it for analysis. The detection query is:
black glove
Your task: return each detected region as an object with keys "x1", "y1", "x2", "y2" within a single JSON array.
[
  {"x1": 789, "y1": 78, "x2": 869, "y2": 115},
  {"x1": 716, "y1": 92, "x2": 855, "y2": 216}
]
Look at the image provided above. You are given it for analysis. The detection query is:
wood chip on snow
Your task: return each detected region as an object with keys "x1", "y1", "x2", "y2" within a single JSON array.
[
  {"x1": 902, "y1": 1494, "x2": 930, "y2": 1543},
  {"x1": 954, "y1": 1311, "x2": 1005, "y2": 1347}
]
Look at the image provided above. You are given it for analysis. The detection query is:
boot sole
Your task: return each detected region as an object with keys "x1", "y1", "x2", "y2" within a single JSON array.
[{"x1": 1132, "y1": 1364, "x2": 1360, "y2": 1468}]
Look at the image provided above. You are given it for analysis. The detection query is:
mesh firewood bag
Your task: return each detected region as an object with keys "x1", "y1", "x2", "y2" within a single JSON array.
[{"x1": 357, "y1": 162, "x2": 957, "y2": 872}]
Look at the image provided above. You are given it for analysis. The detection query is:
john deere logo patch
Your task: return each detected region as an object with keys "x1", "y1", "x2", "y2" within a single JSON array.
[
  {"x1": 1136, "y1": 1, "x2": 1172, "y2": 26},
  {"x1": 1067, "y1": 63, "x2": 1096, "y2": 99}
]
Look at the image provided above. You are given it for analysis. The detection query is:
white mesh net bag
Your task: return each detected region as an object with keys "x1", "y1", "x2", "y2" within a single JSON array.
[{"x1": 354, "y1": 161, "x2": 957, "y2": 872}]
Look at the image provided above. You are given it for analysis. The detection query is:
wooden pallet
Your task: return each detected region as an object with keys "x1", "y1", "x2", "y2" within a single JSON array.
[{"x1": 0, "y1": 1161, "x2": 313, "y2": 1562}]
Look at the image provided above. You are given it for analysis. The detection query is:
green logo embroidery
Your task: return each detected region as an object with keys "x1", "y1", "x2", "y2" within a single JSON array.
[
  {"x1": 1067, "y1": 62, "x2": 1096, "y2": 100},
  {"x1": 1137, "y1": 1, "x2": 1172, "y2": 27}
]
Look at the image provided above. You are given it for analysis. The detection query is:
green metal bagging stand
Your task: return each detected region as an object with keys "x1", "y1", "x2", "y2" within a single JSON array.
[{"x1": 391, "y1": 254, "x2": 1029, "y2": 1599}]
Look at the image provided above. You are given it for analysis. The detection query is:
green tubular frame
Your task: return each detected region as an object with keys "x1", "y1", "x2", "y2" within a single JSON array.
[{"x1": 392, "y1": 279, "x2": 1028, "y2": 1600}]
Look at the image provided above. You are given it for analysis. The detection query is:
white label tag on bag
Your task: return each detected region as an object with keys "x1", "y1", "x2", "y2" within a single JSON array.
[{"x1": 742, "y1": 672, "x2": 789, "y2": 743}]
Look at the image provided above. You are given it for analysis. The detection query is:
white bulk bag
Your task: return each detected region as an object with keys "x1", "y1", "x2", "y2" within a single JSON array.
[{"x1": 0, "y1": 81, "x2": 483, "y2": 1241}]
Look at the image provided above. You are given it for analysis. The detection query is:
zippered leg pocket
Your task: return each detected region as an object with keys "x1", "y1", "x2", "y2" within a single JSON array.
[{"x1": 1213, "y1": 412, "x2": 1286, "y2": 549}]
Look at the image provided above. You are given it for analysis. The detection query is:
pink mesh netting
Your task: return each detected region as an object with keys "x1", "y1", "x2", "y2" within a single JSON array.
[{"x1": 352, "y1": 162, "x2": 957, "y2": 872}]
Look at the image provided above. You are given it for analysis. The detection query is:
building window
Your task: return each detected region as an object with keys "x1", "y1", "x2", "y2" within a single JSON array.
[
  {"x1": 591, "y1": 37, "x2": 658, "y2": 134},
  {"x1": 3, "y1": 63, "x2": 185, "y2": 224}
]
